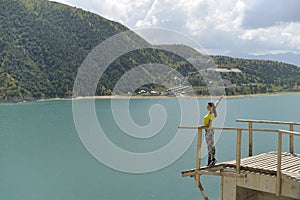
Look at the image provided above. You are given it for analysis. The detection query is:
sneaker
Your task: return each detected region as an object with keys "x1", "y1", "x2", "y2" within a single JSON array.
[
  {"x1": 207, "y1": 160, "x2": 211, "y2": 167},
  {"x1": 209, "y1": 158, "x2": 217, "y2": 167}
]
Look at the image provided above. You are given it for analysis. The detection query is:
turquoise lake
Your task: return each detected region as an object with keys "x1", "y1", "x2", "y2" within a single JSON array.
[{"x1": 1, "y1": 94, "x2": 300, "y2": 200}]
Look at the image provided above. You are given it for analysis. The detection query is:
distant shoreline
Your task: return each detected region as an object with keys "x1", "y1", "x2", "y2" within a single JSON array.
[
  {"x1": 36, "y1": 91, "x2": 300, "y2": 102},
  {"x1": 3, "y1": 91, "x2": 299, "y2": 103}
]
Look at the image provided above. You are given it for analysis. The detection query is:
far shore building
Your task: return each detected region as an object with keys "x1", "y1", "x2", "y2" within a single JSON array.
[{"x1": 207, "y1": 65, "x2": 242, "y2": 73}]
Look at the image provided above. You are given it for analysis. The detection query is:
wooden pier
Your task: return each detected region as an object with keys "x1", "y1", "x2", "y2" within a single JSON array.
[{"x1": 179, "y1": 119, "x2": 300, "y2": 200}]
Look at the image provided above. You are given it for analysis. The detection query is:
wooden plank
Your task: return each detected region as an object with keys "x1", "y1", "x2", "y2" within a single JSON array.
[
  {"x1": 283, "y1": 172, "x2": 300, "y2": 181},
  {"x1": 218, "y1": 160, "x2": 236, "y2": 165},
  {"x1": 279, "y1": 129, "x2": 300, "y2": 136},
  {"x1": 249, "y1": 122, "x2": 253, "y2": 156},
  {"x1": 219, "y1": 162, "x2": 278, "y2": 176},
  {"x1": 236, "y1": 119, "x2": 300, "y2": 125},
  {"x1": 200, "y1": 165, "x2": 225, "y2": 171},
  {"x1": 246, "y1": 156, "x2": 278, "y2": 168},
  {"x1": 290, "y1": 124, "x2": 294, "y2": 154},
  {"x1": 196, "y1": 127, "x2": 202, "y2": 188},
  {"x1": 290, "y1": 168, "x2": 300, "y2": 173},
  {"x1": 198, "y1": 170, "x2": 246, "y2": 178},
  {"x1": 242, "y1": 155, "x2": 276, "y2": 168},
  {"x1": 217, "y1": 152, "x2": 300, "y2": 175},
  {"x1": 263, "y1": 164, "x2": 279, "y2": 171},
  {"x1": 281, "y1": 159, "x2": 300, "y2": 170},
  {"x1": 256, "y1": 157, "x2": 281, "y2": 171},
  {"x1": 240, "y1": 159, "x2": 267, "y2": 166},
  {"x1": 198, "y1": 181, "x2": 209, "y2": 200},
  {"x1": 263, "y1": 160, "x2": 282, "y2": 170},
  {"x1": 182, "y1": 165, "x2": 226, "y2": 177},
  {"x1": 240, "y1": 152, "x2": 273, "y2": 164},
  {"x1": 181, "y1": 170, "x2": 196, "y2": 177},
  {"x1": 281, "y1": 154, "x2": 300, "y2": 162},
  {"x1": 281, "y1": 163, "x2": 300, "y2": 171},
  {"x1": 182, "y1": 151, "x2": 300, "y2": 179},
  {"x1": 288, "y1": 162, "x2": 300, "y2": 170},
  {"x1": 282, "y1": 173, "x2": 297, "y2": 180},
  {"x1": 196, "y1": 127, "x2": 202, "y2": 170},
  {"x1": 178, "y1": 126, "x2": 200, "y2": 129},
  {"x1": 195, "y1": 174, "x2": 200, "y2": 188},
  {"x1": 285, "y1": 164, "x2": 300, "y2": 172},
  {"x1": 226, "y1": 155, "x2": 276, "y2": 173},
  {"x1": 281, "y1": 155, "x2": 300, "y2": 167},
  {"x1": 236, "y1": 129, "x2": 242, "y2": 174},
  {"x1": 178, "y1": 126, "x2": 278, "y2": 133},
  {"x1": 290, "y1": 174, "x2": 300, "y2": 180},
  {"x1": 242, "y1": 154, "x2": 275, "y2": 165},
  {"x1": 221, "y1": 176, "x2": 224, "y2": 200},
  {"x1": 276, "y1": 132, "x2": 282, "y2": 196}
]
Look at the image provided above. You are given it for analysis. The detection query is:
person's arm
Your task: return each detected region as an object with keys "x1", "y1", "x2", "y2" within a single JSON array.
[{"x1": 215, "y1": 95, "x2": 224, "y2": 108}]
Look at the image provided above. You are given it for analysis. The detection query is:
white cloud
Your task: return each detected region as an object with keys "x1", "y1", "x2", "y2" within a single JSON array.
[
  {"x1": 53, "y1": 0, "x2": 300, "y2": 66},
  {"x1": 239, "y1": 23, "x2": 300, "y2": 55},
  {"x1": 250, "y1": 50, "x2": 292, "y2": 56},
  {"x1": 52, "y1": 0, "x2": 153, "y2": 25}
]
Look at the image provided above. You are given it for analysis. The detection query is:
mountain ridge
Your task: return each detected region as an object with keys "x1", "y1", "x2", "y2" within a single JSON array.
[{"x1": 0, "y1": 0, "x2": 299, "y2": 102}]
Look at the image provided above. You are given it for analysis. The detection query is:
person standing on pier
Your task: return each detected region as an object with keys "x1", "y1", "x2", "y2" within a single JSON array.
[{"x1": 203, "y1": 96, "x2": 223, "y2": 167}]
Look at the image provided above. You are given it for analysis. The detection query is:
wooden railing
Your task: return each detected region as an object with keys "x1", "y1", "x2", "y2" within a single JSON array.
[
  {"x1": 237, "y1": 119, "x2": 300, "y2": 156},
  {"x1": 178, "y1": 124, "x2": 300, "y2": 197},
  {"x1": 276, "y1": 129, "x2": 300, "y2": 196},
  {"x1": 178, "y1": 126, "x2": 278, "y2": 175}
]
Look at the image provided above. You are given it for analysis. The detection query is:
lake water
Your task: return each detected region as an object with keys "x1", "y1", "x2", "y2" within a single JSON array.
[{"x1": 1, "y1": 94, "x2": 300, "y2": 200}]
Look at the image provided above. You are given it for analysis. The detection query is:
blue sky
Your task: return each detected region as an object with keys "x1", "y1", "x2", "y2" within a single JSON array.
[{"x1": 54, "y1": 0, "x2": 300, "y2": 66}]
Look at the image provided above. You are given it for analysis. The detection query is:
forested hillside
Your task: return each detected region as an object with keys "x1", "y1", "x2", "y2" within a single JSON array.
[
  {"x1": 0, "y1": 0, "x2": 128, "y2": 101},
  {"x1": 0, "y1": 0, "x2": 197, "y2": 101},
  {"x1": 212, "y1": 56, "x2": 300, "y2": 95},
  {"x1": 0, "y1": 0, "x2": 299, "y2": 102}
]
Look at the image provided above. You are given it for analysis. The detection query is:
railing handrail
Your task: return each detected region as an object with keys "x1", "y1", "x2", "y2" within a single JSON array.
[
  {"x1": 278, "y1": 129, "x2": 300, "y2": 136},
  {"x1": 236, "y1": 119, "x2": 300, "y2": 125},
  {"x1": 179, "y1": 126, "x2": 300, "y2": 136},
  {"x1": 178, "y1": 123, "x2": 300, "y2": 197},
  {"x1": 178, "y1": 126, "x2": 279, "y2": 133},
  {"x1": 236, "y1": 119, "x2": 299, "y2": 155}
]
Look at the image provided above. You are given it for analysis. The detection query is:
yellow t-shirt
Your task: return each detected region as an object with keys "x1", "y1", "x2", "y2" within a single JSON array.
[{"x1": 203, "y1": 113, "x2": 215, "y2": 127}]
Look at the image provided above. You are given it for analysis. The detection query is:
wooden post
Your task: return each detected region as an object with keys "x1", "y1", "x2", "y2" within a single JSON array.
[
  {"x1": 198, "y1": 181, "x2": 209, "y2": 200},
  {"x1": 276, "y1": 131, "x2": 282, "y2": 196},
  {"x1": 221, "y1": 176, "x2": 224, "y2": 200},
  {"x1": 195, "y1": 126, "x2": 203, "y2": 188},
  {"x1": 289, "y1": 124, "x2": 294, "y2": 154},
  {"x1": 236, "y1": 129, "x2": 242, "y2": 174},
  {"x1": 248, "y1": 122, "x2": 253, "y2": 157}
]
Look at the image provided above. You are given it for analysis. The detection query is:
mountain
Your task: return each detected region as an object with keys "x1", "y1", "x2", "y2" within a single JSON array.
[
  {"x1": 0, "y1": 0, "x2": 299, "y2": 102},
  {"x1": 0, "y1": 0, "x2": 129, "y2": 101},
  {"x1": 246, "y1": 53, "x2": 300, "y2": 68},
  {"x1": 0, "y1": 0, "x2": 197, "y2": 101},
  {"x1": 211, "y1": 56, "x2": 300, "y2": 95}
]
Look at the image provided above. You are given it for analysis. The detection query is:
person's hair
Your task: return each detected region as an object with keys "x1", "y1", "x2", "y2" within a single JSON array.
[{"x1": 208, "y1": 102, "x2": 217, "y2": 118}]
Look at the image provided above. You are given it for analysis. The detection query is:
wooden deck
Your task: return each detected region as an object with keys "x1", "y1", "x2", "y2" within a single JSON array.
[
  {"x1": 182, "y1": 151, "x2": 300, "y2": 182},
  {"x1": 179, "y1": 119, "x2": 300, "y2": 199}
]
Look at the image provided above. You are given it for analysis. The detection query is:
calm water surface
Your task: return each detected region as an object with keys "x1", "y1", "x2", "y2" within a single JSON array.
[{"x1": 1, "y1": 94, "x2": 300, "y2": 200}]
